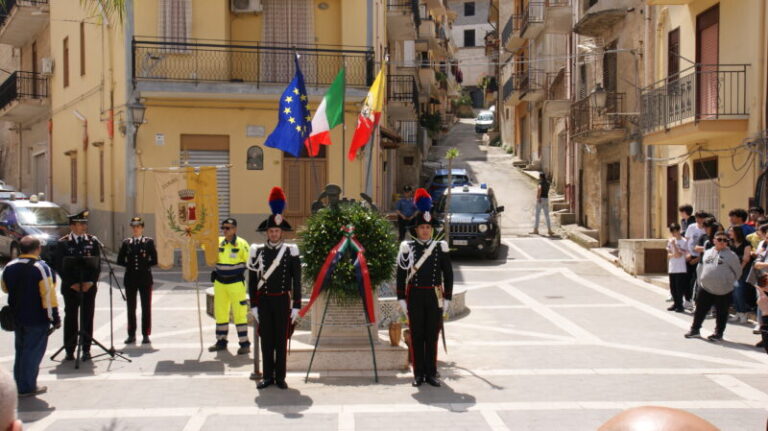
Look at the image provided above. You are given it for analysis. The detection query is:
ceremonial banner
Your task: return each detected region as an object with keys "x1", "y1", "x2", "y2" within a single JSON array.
[{"x1": 154, "y1": 167, "x2": 219, "y2": 281}]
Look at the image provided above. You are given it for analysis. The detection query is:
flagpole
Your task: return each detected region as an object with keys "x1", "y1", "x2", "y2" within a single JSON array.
[{"x1": 342, "y1": 71, "x2": 347, "y2": 193}]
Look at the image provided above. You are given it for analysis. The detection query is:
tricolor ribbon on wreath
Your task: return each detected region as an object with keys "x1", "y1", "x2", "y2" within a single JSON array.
[{"x1": 299, "y1": 225, "x2": 376, "y2": 324}]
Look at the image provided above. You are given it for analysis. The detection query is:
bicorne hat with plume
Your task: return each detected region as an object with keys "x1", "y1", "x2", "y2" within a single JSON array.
[
  {"x1": 411, "y1": 188, "x2": 441, "y2": 227},
  {"x1": 257, "y1": 187, "x2": 293, "y2": 231}
]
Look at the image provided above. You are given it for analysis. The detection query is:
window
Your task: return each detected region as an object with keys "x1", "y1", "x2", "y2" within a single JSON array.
[
  {"x1": 693, "y1": 157, "x2": 718, "y2": 180},
  {"x1": 668, "y1": 28, "x2": 680, "y2": 79},
  {"x1": 70, "y1": 156, "x2": 77, "y2": 203},
  {"x1": 80, "y1": 22, "x2": 86, "y2": 76},
  {"x1": 63, "y1": 37, "x2": 69, "y2": 87},
  {"x1": 464, "y1": 2, "x2": 475, "y2": 16},
  {"x1": 464, "y1": 29, "x2": 476, "y2": 47},
  {"x1": 606, "y1": 162, "x2": 620, "y2": 182}
]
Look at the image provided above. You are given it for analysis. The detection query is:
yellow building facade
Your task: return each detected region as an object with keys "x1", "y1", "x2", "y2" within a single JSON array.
[{"x1": 45, "y1": 0, "x2": 389, "y2": 247}]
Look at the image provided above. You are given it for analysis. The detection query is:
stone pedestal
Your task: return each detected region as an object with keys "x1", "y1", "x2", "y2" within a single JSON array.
[{"x1": 310, "y1": 291, "x2": 380, "y2": 345}]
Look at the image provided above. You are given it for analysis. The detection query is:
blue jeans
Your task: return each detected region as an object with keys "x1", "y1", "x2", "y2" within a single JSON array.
[
  {"x1": 533, "y1": 198, "x2": 551, "y2": 231},
  {"x1": 732, "y1": 279, "x2": 756, "y2": 313},
  {"x1": 14, "y1": 323, "x2": 49, "y2": 394}
]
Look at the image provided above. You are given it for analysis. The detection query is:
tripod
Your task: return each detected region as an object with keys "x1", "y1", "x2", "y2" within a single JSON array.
[{"x1": 91, "y1": 241, "x2": 131, "y2": 363}]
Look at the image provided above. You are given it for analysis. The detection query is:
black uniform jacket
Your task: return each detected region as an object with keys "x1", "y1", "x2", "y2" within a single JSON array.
[
  {"x1": 53, "y1": 232, "x2": 102, "y2": 287},
  {"x1": 247, "y1": 243, "x2": 302, "y2": 309},
  {"x1": 117, "y1": 236, "x2": 158, "y2": 284},
  {"x1": 396, "y1": 239, "x2": 453, "y2": 300}
]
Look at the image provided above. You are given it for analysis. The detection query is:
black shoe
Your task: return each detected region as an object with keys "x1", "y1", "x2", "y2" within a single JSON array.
[
  {"x1": 707, "y1": 333, "x2": 723, "y2": 342},
  {"x1": 18, "y1": 385, "x2": 47, "y2": 398},
  {"x1": 674, "y1": 308, "x2": 685, "y2": 313},
  {"x1": 208, "y1": 342, "x2": 227, "y2": 352},
  {"x1": 142, "y1": 336, "x2": 151, "y2": 344},
  {"x1": 276, "y1": 380, "x2": 288, "y2": 390},
  {"x1": 64, "y1": 353, "x2": 75, "y2": 361},
  {"x1": 425, "y1": 376, "x2": 442, "y2": 387},
  {"x1": 667, "y1": 305, "x2": 677, "y2": 311},
  {"x1": 684, "y1": 330, "x2": 701, "y2": 338},
  {"x1": 236, "y1": 345, "x2": 251, "y2": 355},
  {"x1": 411, "y1": 378, "x2": 423, "y2": 387},
  {"x1": 755, "y1": 340, "x2": 765, "y2": 348},
  {"x1": 257, "y1": 379, "x2": 274, "y2": 389},
  {"x1": 81, "y1": 352, "x2": 92, "y2": 362},
  {"x1": 124, "y1": 335, "x2": 136, "y2": 344}
]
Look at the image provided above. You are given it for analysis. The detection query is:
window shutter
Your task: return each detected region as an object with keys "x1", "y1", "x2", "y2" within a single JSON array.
[
  {"x1": 262, "y1": 0, "x2": 315, "y2": 84},
  {"x1": 159, "y1": 0, "x2": 191, "y2": 52}
]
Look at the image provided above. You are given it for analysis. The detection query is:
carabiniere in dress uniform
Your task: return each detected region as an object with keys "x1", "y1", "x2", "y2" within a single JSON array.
[
  {"x1": 117, "y1": 217, "x2": 158, "y2": 345},
  {"x1": 396, "y1": 188, "x2": 453, "y2": 388}
]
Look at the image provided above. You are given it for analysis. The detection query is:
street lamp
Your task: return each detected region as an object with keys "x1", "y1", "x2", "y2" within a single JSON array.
[
  {"x1": 590, "y1": 83, "x2": 607, "y2": 110},
  {"x1": 129, "y1": 102, "x2": 146, "y2": 129}
]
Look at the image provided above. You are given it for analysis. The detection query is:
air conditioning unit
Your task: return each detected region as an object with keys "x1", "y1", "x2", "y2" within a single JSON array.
[
  {"x1": 41, "y1": 57, "x2": 54, "y2": 75},
  {"x1": 231, "y1": 0, "x2": 262, "y2": 13}
]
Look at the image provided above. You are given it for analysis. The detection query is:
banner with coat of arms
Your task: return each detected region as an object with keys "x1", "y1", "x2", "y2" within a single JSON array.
[{"x1": 153, "y1": 166, "x2": 219, "y2": 281}]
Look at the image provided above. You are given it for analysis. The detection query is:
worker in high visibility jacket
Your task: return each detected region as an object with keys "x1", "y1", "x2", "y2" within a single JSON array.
[{"x1": 209, "y1": 217, "x2": 251, "y2": 355}]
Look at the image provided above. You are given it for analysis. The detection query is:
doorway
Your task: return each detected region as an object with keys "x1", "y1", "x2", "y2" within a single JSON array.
[
  {"x1": 282, "y1": 147, "x2": 327, "y2": 232},
  {"x1": 606, "y1": 162, "x2": 621, "y2": 245},
  {"x1": 666, "y1": 165, "x2": 679, "y2": 227}
]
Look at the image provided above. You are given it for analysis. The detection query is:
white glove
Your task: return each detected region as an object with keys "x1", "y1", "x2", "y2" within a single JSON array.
[
  {"x1": 399, "y1": 299, "x2": 408, "y2": 316},
  {"x1": 291, "y1": 308, "x2": 300, "y2": 324},
  {"x1": 442, "y1": 299, "x2": 451, "y2": 318},
  {"x1": 250, "y1": 307, "x2": 259, "y2": 324}
]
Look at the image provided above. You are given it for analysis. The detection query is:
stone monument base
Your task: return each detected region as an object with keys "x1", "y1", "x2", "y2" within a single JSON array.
[{"x1": 286, "y1": 331, "x2": 409, "y2": 372}]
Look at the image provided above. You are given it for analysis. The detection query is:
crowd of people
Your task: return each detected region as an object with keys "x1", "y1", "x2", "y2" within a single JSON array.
[{"x1": 667, "y1": 205, "x2": 768, "y2": 347}]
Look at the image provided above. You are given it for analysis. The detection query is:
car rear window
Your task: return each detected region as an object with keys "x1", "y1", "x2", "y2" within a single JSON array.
[
  {"x1": 433, "y1": 175, "x2": 469, "y2": 186},
  {"x1": 15, "y1": 206, "x2": 69, "y2": 226},
  {"x1": 441, "y1": 194, "x2": 491, "y2": 213}
]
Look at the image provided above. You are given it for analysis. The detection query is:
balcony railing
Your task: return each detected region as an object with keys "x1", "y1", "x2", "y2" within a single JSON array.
[
  {"x1": 0, "y1": 71, "x2": 48, "y2": 111},
  {"x1": 571, "y1": 92, "x2": 626, "y2": 138},
  {"x1": 386, "y1": 0, "x2": 421, "y2": 27},
  {"x1": 502, "y1": 15, "x2": 520, "y2": 48},
  {"x1": 133, "y1": 38, "x2": 375, "y2": 88},
  {"x1": 387, "y1": 74, "x2": 419, "y2": 110},
  {"x1": 502, "y1": 74, "x2": 517, "y2": 102},
  {"x1": 520, "y1": 69, "x2": 545, "y2": 95},
  {"x1": 521, "y1": 2, "x2": 545, "y2": 36},
  {"x1": 641, "y1": 64, "x2": 748, "y2": 133},
  {"x1": 0, "y1": 0, "x2": 48, "y2": 28},
  {"x1": 546, "y1": 70, "x2": 569, "y2": 100}
]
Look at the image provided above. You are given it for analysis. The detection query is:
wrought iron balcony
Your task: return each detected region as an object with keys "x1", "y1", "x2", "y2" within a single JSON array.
[
  {"x1": 502, "y1": 74, "x2": 516, "y2": 103},
  {"x1": 0, "y1": 71, "x2": 49, "y2": 121},
  {"x1": 570, "y1": 91, "x2": 627, "y2": 144},
  {"x1": 502, "y1": 14, "x2": 524, "y2": 52},
  {"x1": 387, "y1": 0, "x2": 420, "y2": 40},
  {"x1": 641, "y1": 64, "x2": 748, "y2": 134},
  {"x1": 133, "y1": 39, "x2": 375, "y2": 88},
  {"x1": 0, "y1": 0, "x2": 49, "y2": 47},
  {"x1": 521, "y1": 2, "x2": 545, "y2": 39},
  {"x1": 387, "y1": 74, "x2": 419, "y2": 119},
  {"x1": 519, "y1": 69, "x2": 545, "y2": 101},
  {"x1": 543, "y1": 70, "x2": 571, "y2": 117}
]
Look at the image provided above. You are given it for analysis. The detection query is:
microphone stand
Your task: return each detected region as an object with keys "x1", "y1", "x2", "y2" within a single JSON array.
[{"x1": 91, "y1": 240, "x2": 131, "y2": 363}]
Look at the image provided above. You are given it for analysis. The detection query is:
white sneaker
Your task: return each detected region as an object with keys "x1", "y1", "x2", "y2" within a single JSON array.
[
  {"x1": 739, "y1": 312, "x2": 748, "y2": 324},
  {"x1": 683, "y1": 299, "x2": 693, "y2": 310},
  {"x1": 754, "y1": 324, "x2": 762, "y2": 334}
]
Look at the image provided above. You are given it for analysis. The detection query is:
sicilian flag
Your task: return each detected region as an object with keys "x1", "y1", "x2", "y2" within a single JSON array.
[
  {"x1": 348, "y1": 67, "x2": 385, "y2": 161},
  {"x1": 305, "y1": 68, "x2": 345, "y2": 157}
]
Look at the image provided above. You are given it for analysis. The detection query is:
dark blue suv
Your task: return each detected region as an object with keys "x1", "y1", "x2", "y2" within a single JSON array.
[{"x1": 427, "y1": 168, "x2": 471, "y2": 203}]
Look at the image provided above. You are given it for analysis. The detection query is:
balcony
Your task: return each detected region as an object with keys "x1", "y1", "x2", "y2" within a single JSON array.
[
  {"x1": 521, "y1": 2, "x2": 545, "y2": 40},
  {"x1": 544, "y1": 0, "x2": 573, "y2": 34},
  {"x1": 387, "y1": 0, "x2": 420, "y2": 41},
  {"x1": 573, "y1": 0, "x2": 631, "y2": 38},
  {"x1": 502, "y1": 74, "x2": 519, "y2": 104},
  {"x1": 570, "y1": 92, "x2": 628, "y2": 145},
  {"x1": 132, "y1": 39, "x2": 375, "y2": 95},
  {"x1": 520, "y1": 69, "x2": 545, "y2": 102},
  {"x1": 502, "y1": 15, "x2": 524, "y2": 51},
  {"x1": 0, "y1": 0, "x2": 49, "y2": 47},
  {"x1": 0, "y1": 71, "x2": 49, "y2": 122},
  {"x1": 543, "y1": 69, "x2": 570, "y2": 117},
  {"x1": 387, "y1": 74, "x2": 419, "y2": 120},
  {"x1": 641, "y1": 64, "x2": 749, "y2": 146}
]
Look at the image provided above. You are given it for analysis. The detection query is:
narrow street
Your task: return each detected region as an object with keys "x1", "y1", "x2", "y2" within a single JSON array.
[{"x1": 2, "y1": 123, "x2": 768, "y2": 430}]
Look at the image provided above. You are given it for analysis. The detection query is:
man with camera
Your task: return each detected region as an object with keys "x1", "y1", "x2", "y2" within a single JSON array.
[
  {"x1": 53, "y1": 210, "x2": 102, "y2": 361},
  {"x1": 1, "y1": 236, "x2": 60, "y2": 397}
]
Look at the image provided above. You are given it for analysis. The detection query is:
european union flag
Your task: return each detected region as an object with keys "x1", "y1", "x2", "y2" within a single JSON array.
[{"x1": 264, "y1": 56, "x2": 312, "y2": 158}]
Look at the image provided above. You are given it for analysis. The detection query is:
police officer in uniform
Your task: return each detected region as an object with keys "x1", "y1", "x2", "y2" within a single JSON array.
[
  {"x1": 209, "y1": 217, "x2": 251, "y2": 354},
  {"x1": 396, "y1": 188, "x2": 453, "y2": 387},
  {"x1": 53, "y1": 210, "x2": 102, "y2": 361},
  {"x1": 248, "y1": 187, "x2": 301, "y2": 390},
  {"x1": 117, "y1": 217, "x2": 158, "y2": 345}
]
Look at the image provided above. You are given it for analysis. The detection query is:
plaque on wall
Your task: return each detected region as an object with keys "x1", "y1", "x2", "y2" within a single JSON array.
[{"x1": 247, "y1": 146, "x2": 264, "y2": 170}]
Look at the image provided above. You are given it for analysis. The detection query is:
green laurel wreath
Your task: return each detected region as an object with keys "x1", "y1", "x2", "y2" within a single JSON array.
[{"x1": 166, "y1": 204, "x2": 208, "y2": 237}]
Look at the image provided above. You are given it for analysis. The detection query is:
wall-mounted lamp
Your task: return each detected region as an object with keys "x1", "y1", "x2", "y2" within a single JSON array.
[
  {"x1": 590, "y1": 83, "x2": 607, "y2": 111},
  {"x1": 64, "y1": 150, "x2": 77, "y2": 157}
]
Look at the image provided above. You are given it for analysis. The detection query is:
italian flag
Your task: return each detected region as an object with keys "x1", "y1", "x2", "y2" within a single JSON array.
[
  {"x1": 305, "y1": 68, "x2": 345, "y2": 157},
  {"x1": 348, "y1": 67, "x2": 385, "y2": 161}
]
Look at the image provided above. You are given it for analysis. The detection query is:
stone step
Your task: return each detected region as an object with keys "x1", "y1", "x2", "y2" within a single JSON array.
[
  {"x1": 552, "y1": 202, "x2": 570, "y2": 212},
  {"x1": 553, "y1": 212, "x2": 576, "y2": 225},
  {"x1": 512, "y1": 161, "x2": 528, "y2": 168},
  {"x1": 563, "y1": 224, "x2": 600, "y2": 249}
]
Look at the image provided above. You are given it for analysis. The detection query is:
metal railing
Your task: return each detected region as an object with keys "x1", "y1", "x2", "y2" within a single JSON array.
[
  {"x1": 0, "y1": 0, "x2": 48, "y2": 27},
  {"x1": 521, "y1": 2, "x2": 545, "y2": 36},
  {"x1": 520, "y1": 69, "x2": 545, "y2": 95},
  {"x1": 502, "y1": 14, "x2": 520, "y2": 47},
  {"x1": 133, "y1": 38, "x2": 375, "y2": 88},
  {"x1": 641, "y1": 64, "x2": 748, "y2": 133},
  {"x1": 546, "y1": 70, "x2": 569, "y2": 100},
  {"x1": 399, "y1": 120, "x2": 419, "y2": 145},
  {"x1": 0, "y1": 71, "x2": 48, "y2": 111},
  {"x1": 386, "y1": 0, "x2": 421, "y2": 27},
  {"x1": 387, "y1": 74, "x2": 419, "y2": 111},
  {"x1": 503, "y1": 74, "x2": 517, "y2": 101},
  {"x1": 570, "y1": 91, "x2": 626, "y2": 137}
]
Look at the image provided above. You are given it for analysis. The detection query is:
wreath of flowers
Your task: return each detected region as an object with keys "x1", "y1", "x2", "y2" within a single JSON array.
[{"x1": 166, "y1": 204, "x2": 208, "y2": 237}]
